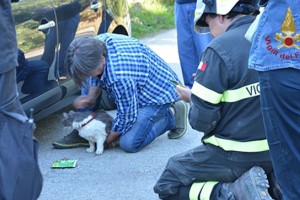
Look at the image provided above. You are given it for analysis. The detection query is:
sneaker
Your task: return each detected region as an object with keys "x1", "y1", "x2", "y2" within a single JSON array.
[
  {"x1": 223, "y1": 166, "x2": 273, "y2": 200},
  {"x1": 52, "y1": 129, "x2": 89, "y2": 149},
  {"x1": 167, "y1": 100, "x2": 188, "y2": 139}
]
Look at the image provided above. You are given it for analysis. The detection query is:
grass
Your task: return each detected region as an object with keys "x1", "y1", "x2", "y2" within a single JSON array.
[
  {"x1": 13, "y1": 0, "x2": 175, "y2": 51},
  {"x1": 129, "y1": 0, "x2": 175, "y2": 39}
]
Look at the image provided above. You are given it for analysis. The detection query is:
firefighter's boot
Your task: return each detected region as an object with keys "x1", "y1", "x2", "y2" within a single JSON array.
[{"x1": 221, "y1": 166, "x2": 273, "y2": 200}]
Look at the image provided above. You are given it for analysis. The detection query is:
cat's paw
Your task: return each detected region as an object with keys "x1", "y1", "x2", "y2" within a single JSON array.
[
  {"x1": 86, "y1": 147, "x2": 95, "y2": 153},
  {"x1": 95, "y1": 148, "x2": 104, "y2": 155}
]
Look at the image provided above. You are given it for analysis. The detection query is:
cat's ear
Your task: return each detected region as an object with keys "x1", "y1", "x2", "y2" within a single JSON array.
[{"x1": 63, "y1": 112, "x2": 69, "y2": 119}]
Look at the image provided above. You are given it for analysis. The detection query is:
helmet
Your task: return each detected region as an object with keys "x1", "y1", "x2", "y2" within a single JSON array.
[{"x1": 194, "y1": 0, "x2": 260, "y2": 33}]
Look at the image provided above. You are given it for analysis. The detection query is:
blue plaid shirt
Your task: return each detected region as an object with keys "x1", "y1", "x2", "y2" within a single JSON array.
[{"x1": 89, "y1": 33, "x2": 180, "y2": 135}]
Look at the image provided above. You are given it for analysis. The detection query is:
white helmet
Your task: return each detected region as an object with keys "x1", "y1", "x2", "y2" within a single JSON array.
[{"x1": 194, "y1": 0, "x2": 260, "y2": 33}]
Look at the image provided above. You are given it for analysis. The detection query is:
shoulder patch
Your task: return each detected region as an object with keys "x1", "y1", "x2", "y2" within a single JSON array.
[{"x1": 198, "y1": 61, "x2": 207, "y2": 71}]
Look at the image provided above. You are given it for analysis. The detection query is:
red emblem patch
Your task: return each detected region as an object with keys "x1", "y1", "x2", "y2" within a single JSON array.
[{"x1": 198, "y1": 61, "x2": 207, "y2": 71}]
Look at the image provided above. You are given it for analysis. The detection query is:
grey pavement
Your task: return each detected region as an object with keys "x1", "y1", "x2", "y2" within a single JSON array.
[{"x1": 35, "y1": 29, "x2": 203, "y2": 200}]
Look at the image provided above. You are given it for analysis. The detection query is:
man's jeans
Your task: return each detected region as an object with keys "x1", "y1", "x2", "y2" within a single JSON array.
[
  {"x1": 175, "y1": 1, "x2": 212, "y2": 88},
  {"x1": 258, "y1": 69, "x2": 300, "y2": 199},
  {"x1": 119, "y1": 103, "x2": 175, "y2": 153}
]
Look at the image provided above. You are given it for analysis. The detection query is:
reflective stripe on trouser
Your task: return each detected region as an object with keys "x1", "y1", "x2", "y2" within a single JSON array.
[
  {"x1": 203, "y1": 135, "x2": 269, "y2": 152},
  {"x1": 189, "y1": 181, "x2": 218, "y2": 200}
]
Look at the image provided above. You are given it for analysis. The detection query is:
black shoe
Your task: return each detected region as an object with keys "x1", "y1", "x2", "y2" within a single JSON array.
[
  {"x1": 222, "y1": 166, "x2": 272, "y2": 200},
  {"x1": 52, "y1": 129, "x2": 89, "y2": 149},
  {"x1": 268, "y1": 171, "x2": 283, "y2": 200},
  {"x1": 167, "y1": 100, "x2": 188, "y2": 139}
]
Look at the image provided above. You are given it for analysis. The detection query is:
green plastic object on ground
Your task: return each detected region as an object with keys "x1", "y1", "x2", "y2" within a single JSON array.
[{"x1": 51, "y1": 159, "x2": 77, "y2": 168}]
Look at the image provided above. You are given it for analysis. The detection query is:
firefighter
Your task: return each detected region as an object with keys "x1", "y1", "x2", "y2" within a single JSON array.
[
  {"x1": 154, "y1": 0, "x2": 280, "y2": 199},
  {"x1": 0, "y1": 0, "x2": 43, "y2": 199},
  {"x1": 249, "y1": 0, "x2": 300, "y2": 199}
]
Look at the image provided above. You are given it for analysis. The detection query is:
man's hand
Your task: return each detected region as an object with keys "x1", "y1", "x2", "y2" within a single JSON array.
[
  {"x1": 192, "y1": 73, "x2": 196, "y2": 79},
  {"x1": 105, "y1": 131, "x2": 120, "y2": 147},
  {"x1": 73, "y1": 86, "x2": 101, "y2": 109},
  {"x1": 73, "y1": 96, "x2": 93, "y2": 109},
  {"x1": 176, "y1": 85, "x2": 192, "y2": 104}
]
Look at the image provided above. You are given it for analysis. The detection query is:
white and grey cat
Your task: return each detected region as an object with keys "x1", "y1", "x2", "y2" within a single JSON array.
[{"x1": 62, "y1": 109, "x2": 113, "y2": 155}]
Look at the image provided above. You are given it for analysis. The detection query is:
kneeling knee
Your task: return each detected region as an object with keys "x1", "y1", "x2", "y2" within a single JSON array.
[{"x1": 119, "y1": 139, "x2": 140, "y2": 153}]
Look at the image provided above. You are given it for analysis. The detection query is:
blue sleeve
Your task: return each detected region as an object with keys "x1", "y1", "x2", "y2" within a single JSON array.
[
  {"x1": 110, "y1": 79, "x2": 138, "y2": 135},
  {"x1": 189, "y1": 47, "x2": 224, "y2": 134},
  {"x1": 81, "y1": 76, "x2": 102, "y2": 95}
]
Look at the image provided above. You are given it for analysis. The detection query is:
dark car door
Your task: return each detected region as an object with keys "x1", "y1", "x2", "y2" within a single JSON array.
[
  {"x1": 11, "y1": 0, "x2": 62, "y2": 118},
  {"x1": 11, "y1": 0, "x2": 100, "y2": 120},
  {"x1": 12, "y1": 0, "x2": 130, "y2": 121}
]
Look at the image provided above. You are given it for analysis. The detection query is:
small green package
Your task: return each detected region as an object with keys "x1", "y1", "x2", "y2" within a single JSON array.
[{"x1": 51, "y1": 159, "x2": 77, "y2": 168}]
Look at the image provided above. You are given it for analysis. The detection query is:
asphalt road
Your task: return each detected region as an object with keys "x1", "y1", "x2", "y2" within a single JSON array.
[{"x1": 35, "y1": 29, "x2": 203, "y2": 200}]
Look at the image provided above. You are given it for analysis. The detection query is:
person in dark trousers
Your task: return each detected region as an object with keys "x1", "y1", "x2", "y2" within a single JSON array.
[
  {"x1": 41, "y1": 14, "x2": 80, "y2": 79},
  {"x1": 17, "y1": 49, "x2": 56, "y2": 96},
  {"x1": 154, "y1": 0, "x2": 280, "y2": 199},
  {"x1": 0, "y1": 0, "x2": 43, "y2": 199},
  {"x1": 174, "y1": 0, "x2": 212, "y2": 89},
  {"x1": 248, "y1": 0, "x2": 300, "y2": 199},
  {"x1": 35, "y1": 0, "x2": 89, "y2": 79}
]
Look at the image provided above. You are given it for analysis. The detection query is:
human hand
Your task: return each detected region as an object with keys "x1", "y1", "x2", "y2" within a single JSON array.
[
  {"x1": 192, "y1": 73, "x2": 196, "y2": 79},
  {"x1": 73, "y1": 87, "x2": 101, "y2": 109},
  {"x1": 73, "y1": 96, "x2": 92, "y2": 109},
  {"x1": 105, "y1": 131, "x2": 120, "y2": 147},
  {"x1": 176, "y1": 86, "x2": 191, "y2": 104}
]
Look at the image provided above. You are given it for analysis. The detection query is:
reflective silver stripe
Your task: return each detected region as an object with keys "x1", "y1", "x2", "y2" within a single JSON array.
[
  {"x1": 203, "y1": 135, "x2": 269, "y2": 152},
  {"x1": 191, "y1": 82, "x2": 260, "y2": 104}
]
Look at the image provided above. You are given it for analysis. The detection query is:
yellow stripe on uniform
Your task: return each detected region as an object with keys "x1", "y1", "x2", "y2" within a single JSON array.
[
  {"x1": 222, "y1": 82, "x2": 260, "y2": 102},
  {"x1": 191, "y1": 82, "x2": 223, "y2": 104},
  {"x1": 203, "y1": 135, "x2": 269, "y2": 152},
  {"x1": 189, "y1": 182, "x2": 205, "y2": 200},
  {"x1": 200, "y1": 181, "x2": 218, "y2": 200},
  {"x1": 191, "y1": 82, "x2": 260, "y2": 104},
  {"x1": 189, "y1": 181, "x2": 218, "y2": 200}
]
